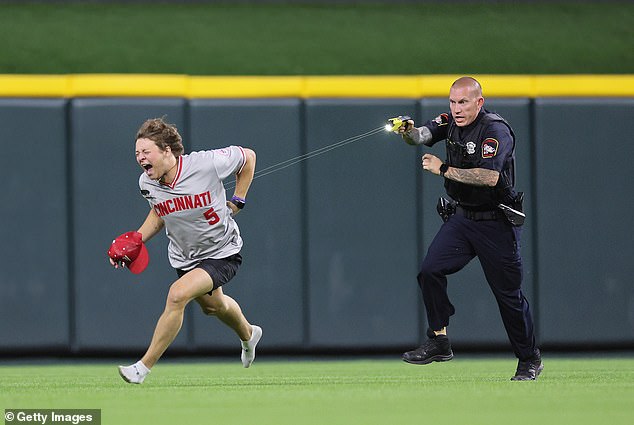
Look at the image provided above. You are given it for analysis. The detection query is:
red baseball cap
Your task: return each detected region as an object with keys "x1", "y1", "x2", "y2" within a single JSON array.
[{"x1": 108, "y1": 231, "x2": 149, "y2": 274}]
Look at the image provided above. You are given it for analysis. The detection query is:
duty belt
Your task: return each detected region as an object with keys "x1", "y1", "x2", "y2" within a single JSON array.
[{"x1": 456, "y1": 205, "x2": 502, "y2": 221}]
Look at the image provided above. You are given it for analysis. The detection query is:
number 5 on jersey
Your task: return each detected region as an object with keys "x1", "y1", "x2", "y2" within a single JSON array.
[{"x1": 204, "y1": 207, "x2": 220, "y2": 225}]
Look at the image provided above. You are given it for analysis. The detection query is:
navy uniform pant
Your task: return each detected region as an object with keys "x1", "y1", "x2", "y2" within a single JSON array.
[{"x1": 418, "y1": 213, "x2": 537, "y2": 360}]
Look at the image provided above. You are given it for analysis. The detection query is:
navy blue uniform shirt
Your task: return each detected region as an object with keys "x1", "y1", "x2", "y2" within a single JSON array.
[{"x1": 423, "y1": 109, "x2": 516, "y2": 209}]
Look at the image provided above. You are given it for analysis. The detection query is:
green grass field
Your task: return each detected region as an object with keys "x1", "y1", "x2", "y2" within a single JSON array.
[
  {"x1": 2, "y1": 357, "x2": 633, "y2": 425},
  {"x1": 0, "y1": 2, "x2": 632, "y2": 74}
]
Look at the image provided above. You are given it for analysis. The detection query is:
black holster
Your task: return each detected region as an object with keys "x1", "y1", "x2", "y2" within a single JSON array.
[
  {"x1": 498, "y1": 191, "x2": 525, "y2": 226},
  {"x1": 436, "y1": 197, "x2": 456, "y2": 222}
]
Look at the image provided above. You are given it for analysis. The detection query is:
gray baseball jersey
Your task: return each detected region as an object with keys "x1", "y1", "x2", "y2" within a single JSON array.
[{"x1": 139, "y1": 146, "x2": 246, "y2": 270}]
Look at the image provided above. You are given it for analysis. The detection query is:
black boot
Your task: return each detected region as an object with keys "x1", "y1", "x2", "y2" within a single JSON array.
[
  {"x1": 511, "y1": 349, "x2": 544, "y2": 381},
  {"x1": 402, "y1": 334, "x2": 453, "y2": 365}
]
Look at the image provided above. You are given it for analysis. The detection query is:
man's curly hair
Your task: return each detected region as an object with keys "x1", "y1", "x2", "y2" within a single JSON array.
[{"x1": 136, "y1": 116, "x2": 184, "y2": 157}]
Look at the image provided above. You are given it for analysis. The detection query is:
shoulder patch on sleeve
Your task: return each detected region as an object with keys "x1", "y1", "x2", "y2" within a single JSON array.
[
  {"x1": 433, "y1": 113, "x2": 449, "y2": 126},
  {"x1": 482, "y1": 138, "x2": 499, "y2": 158}
]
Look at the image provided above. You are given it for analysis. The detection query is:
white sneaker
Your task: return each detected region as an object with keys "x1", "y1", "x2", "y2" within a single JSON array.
[
  {"x1": 118, "y1": 361, "x2": 150, "y2": 384},
  {"x1": 241, "y1": 325, "x2": 262, "y2": 368}
]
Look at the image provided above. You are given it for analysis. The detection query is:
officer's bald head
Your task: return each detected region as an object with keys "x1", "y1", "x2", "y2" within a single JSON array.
[{"x1": 451, "y1": 77, "x2": 483, "y2": 98}]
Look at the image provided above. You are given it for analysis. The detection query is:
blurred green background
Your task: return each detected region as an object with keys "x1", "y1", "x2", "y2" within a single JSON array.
[{"x1": 0, "y1": 1, "x2": 632, "y2": 75}]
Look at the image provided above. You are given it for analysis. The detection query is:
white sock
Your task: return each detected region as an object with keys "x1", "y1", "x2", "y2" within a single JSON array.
[
  {"x1": 135, "y1": 360, "x2": 151, "y2": 375},
  {"x1": 241, "y1": 328, "x2": 254, "y2": 347}
]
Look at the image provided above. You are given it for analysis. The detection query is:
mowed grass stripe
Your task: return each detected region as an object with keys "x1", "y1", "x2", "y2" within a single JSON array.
[
  {"x1": 1, "y1": 358, "x2": 633, "y2": 425},
  {"x1": 0, "y1": 3, "x2": 632, "y2": 74}
]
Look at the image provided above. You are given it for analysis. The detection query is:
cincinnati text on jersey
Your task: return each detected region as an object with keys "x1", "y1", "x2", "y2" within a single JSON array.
[{"x1": 152, "y1": 191, "x2": 213, "y2": 217}]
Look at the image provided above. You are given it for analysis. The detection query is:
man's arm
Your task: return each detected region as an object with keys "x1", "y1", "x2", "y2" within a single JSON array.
[
  {"x1": 422, "y1": 153, "x2": 499, "y2": 187},
  {"x1": 108, "y1": 208, "x2": 163, "y2": 269},
  {"x1": 399, "y1": 114, "x2": 450, "y2": 147},
  {"x1": 137, "y1": 208, "x2": 165, "y2": 243},
  {"x1": 228, "y1": 148, "x2": 256, "y2": 215},
  {"x1": 401, "y1": 123, "x2": 434, "y2": 146},
  {"x1": 444, "y1": 166, "x2": 499, "y2": 187}
]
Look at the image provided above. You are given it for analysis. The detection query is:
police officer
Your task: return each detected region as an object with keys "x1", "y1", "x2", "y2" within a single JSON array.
[{"x1": 398, "y1": 76, "x2": 542, "y2": 381}]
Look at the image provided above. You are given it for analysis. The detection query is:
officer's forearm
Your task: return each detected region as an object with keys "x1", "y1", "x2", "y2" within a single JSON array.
[
  {"x1": 403, "y1": 126, "x2": 433, "y2": 146},
  {"x1": 444, "y1": 167, "x2": 499, "y2": 187}
]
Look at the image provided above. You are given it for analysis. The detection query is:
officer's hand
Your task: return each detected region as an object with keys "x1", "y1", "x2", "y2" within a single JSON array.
[
  {"x1": 398, "y1": 120, "x2": 414, "y2": 135},
  {"x1": 400, "y1": 120, "x2": 418, "y2": 145},
  {"x1": 422, "y1": 153, "x2": 443, "y2": 175}
]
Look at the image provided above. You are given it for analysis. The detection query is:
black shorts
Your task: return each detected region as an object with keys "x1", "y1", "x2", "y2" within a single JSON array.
[{"x1": 176, "y1": 253, "x2": 242, "y2": 294}]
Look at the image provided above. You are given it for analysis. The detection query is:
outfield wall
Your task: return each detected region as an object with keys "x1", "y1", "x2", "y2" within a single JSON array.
[{"x1": 1, "y1": 75, "x2": 633, "y2": 355}]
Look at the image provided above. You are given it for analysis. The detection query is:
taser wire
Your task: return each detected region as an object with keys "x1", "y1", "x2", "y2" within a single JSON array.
[{"x1": 224, "y1": 126, "x2": 385, "y2": 190}]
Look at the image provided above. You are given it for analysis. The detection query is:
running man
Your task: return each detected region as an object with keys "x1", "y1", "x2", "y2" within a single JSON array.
[{"x1": 108, "y1": 117, "x2": 262, "y2": 384}]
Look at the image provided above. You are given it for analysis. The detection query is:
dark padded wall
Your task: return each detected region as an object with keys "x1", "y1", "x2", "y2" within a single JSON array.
[
  {"x1": 0, "y1": 99, "x2": 70, "y2": 349},
  {"x1": 1, "y1": 96, "x2": 632, "y2": 354},
  {"x1": 188, "y1": 99, "x2": 304, "y2": 350},
  {"x1": 419, "y1": 98, "x2": 534, "y2": 346},
  {"x1": 304, "y1": 99, "x2": 420, "y2": 348},
  {"x1": 70, "y1": 98, "x2": 190, "y2": 352},
  {"x1": 534, "y1": 98, "x2": 634, "y2": 344}
]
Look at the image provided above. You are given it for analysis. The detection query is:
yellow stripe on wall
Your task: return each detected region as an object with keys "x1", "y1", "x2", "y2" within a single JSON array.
[
  {"x1": 72, "y1": 74, "x2": 189, "y2": 97},
  {"x1": 0, "y1": 75, "x2": 70, "y2": 97},
  {"x1": 302, "y1": 76, "x2": 422, "y2": 98},
  {"x1": 533, "y1": 75, "x2": 634, "y2": 97},
  {"x1": 1, "y1": 74, "x2": 633, "y2": 98},
  {"x1": 189, "y1": 76, "x2": 304, "y2": 98}
]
